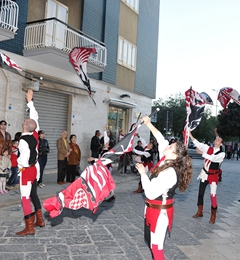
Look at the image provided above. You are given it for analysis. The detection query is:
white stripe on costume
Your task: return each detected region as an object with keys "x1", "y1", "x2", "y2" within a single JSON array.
[{"x1": 20, "y1": 181, "x2": 32, "y2": 199}]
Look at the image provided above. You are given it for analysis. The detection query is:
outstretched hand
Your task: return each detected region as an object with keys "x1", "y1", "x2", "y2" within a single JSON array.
[
  {"x1": 26, "y1": 89, "x2": 33, "y2": 103},
  {"x1": 141, "y1": 116, "x2": 151, "y2": 126}
]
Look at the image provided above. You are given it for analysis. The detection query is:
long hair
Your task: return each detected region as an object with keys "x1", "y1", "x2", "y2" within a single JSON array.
[{"x1": 151, "y1": 141, "x2": 192, "y2": 192}]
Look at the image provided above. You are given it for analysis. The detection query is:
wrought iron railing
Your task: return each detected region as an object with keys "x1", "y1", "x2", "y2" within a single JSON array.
[
  {"x1": 0, "y1": 0, "x2": 19, "y2": 33},
  {"x1": 24, "y1": 18, "x2": 107, "y2": 68}
]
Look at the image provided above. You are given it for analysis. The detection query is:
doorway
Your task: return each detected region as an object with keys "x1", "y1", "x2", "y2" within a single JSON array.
[{"x1": 108, "y1": 106, "x2": 128, "y2": 145}]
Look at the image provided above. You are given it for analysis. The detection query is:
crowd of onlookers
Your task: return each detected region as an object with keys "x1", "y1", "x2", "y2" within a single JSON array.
[
  {"x1": 0, "y1": 120, "x2": 21, "y2": 193},
  {"x1": 223, "y1": 142, "x2": 240, "y2": 160},
  {"x1": 0, "y1": 119, "x2": 52, "y2": 194}
]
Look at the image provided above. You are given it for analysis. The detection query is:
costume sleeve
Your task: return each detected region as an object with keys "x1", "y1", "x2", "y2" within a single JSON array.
[
  {"x1": 141, "y1": 167, "x2": 177, "y2": 200},
  {"x1": 153, "y1": 131, "x2": 169, "y2": 159},
  {"x1": 17, "y1": 139, "x2": 30, "y2": 168},
  {"x1": 27, "y1": 101, "x2": 39, "y2": 132},
  {"x1": 133, "y1": 148, "x2": 151, "y2": 158},
  {"x1": 193, "y1": 139, "x2": 209, "y2": 153},
  {"x1": 202, "y1": 151, "x2": 225, "y2": 163},
  {"x1": 103, "y1": 130, "x2": 110, "y2": 146}
]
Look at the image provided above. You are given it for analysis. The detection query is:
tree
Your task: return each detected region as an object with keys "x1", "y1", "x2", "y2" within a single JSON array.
[
  {"x1": 217, "y1": 102, "x2": 240, "y2": 141},
  {"x1": 152, "y1": 92, "x2": 217, "y2": 141}
]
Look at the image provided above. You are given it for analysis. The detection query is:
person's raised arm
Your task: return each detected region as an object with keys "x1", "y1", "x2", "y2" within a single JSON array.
[
  {"x1": 189, "y1": 130, "x2": 195, "y2": 142},
  {"x1": 141, "y1": 116, "x2": 159, "y2": 137},
  {"x1": 26, "y1": 89, "x2": 39, "y2": 132},
  {"x1": 214, "y1": 128, "x2": 219, "y2": 138}
]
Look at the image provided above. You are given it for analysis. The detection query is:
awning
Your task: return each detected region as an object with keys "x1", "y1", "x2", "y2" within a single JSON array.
[{"x1": 109, "y1": 98, "x2": 137, "y2": 108}]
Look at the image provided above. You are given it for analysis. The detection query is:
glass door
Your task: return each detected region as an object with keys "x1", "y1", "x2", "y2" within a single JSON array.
[{"x1": 108, "y1": 106, "x2": 127, "y2": 145}]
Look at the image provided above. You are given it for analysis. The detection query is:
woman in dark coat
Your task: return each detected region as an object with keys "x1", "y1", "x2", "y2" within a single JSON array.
[{"x1": 67, "y1": 134, "x2": 81, "y2": 183}]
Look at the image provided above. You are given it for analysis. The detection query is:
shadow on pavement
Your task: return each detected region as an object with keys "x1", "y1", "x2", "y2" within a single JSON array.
[{"x1": 44, "y1": 200, "x2": 115, "y2": 226}]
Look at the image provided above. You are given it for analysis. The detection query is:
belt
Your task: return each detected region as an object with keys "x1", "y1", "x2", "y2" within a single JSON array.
[
  {"x1": 21, "y1": 161, "x2": 38, "y2": 171},
  {"x1": 145, "y1": 201, "x2": 173, "y2": 210},
  {"x1": 203, "y1": 167, "x2": 218, "y2": 175}
]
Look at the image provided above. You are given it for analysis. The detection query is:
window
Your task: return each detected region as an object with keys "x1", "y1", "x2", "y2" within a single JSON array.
[
  {"x1": 122, "y1": 0, "x2": 139, "y2": 13},
  {"x1": 118, "y1": 37, "x2": 137, "y2": 71}
]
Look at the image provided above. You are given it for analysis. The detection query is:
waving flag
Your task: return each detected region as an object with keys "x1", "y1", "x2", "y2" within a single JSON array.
[
  {"x1": 69, "y1": 47, "x2": 97, "y2": 105},
  {"x1": 43, "y1": 159, "x2": 115, "y2": 218},
  {"x1": 200, "y1": 92, "x2": 213, "y2": 105},
  {"x1": 183, "y1": 87, "x2": 206, "y2": 146},
  {"x1": 0, "y1": 51, "x2": 22, "y2": 71},
  {"x1": 43, "y1": 124, "x2": 140, "y2": 218},
  {"x1": 217, "y1": 87, "x2": 240, "y2": 109}
]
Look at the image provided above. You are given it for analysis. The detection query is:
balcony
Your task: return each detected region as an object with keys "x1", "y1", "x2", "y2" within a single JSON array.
[
  {"x1": 23, "y1": 18, "x2": 107, "y2": 74},
  {"x1": 0, "y1": 0, "x2": 19, "y2": 41}
]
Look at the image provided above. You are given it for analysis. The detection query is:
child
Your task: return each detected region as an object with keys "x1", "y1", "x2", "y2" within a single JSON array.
[
  {"x1": 6, "y1": 140, "x2": 19, "y2": 189},
  {"x1": 0, "y1": 148, "x2": 12, "y2": 194}
]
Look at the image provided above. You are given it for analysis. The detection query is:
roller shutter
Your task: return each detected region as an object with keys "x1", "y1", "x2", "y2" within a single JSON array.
[{"x1": 24, "y1": 88, "x2": 69, "y2": 169}]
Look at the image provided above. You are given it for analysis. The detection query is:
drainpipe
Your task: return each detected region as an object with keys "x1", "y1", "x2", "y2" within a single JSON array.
[{"x1": 2, "y1": 69, "x2": 10, "y2": 123}]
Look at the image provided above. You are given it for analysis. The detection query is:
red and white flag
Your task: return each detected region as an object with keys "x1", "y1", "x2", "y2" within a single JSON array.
[
  {"x1": 43, "y1": 124, "x2": 140, "y2": 218},
  {"x1": 218, "y1": 87, "x2": 240, "y2": 109},
  {"x1": 0, "y1": 51, "x2": 22, "y2": 71},
  {"x1": 69, "y1": 47, "x2": 96, "y2": 97},
  {"x1": 183, "y1": 88, "x2": 206, "y2": 146},
  {"x1": 43, "y1": 159, "x2": 115, "y2": 218}
]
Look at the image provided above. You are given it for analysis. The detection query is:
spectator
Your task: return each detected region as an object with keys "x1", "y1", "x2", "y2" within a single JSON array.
[
  {"x1": 38, "y1": 130, "x2": 50, "y2": 188},
  {"x1": 57, "y1": 130, "x2": 72, "y2": 184},
  {"x1": 90, "y1": 130, "x2": 101, "y2": 158},
  {"x1": 237, "y1": 145, "x2": 240, "y2": 161},
  {"x1": 232, "y1": 142, "x2": 238, "y2": 159},
  {"x1": 0, "y1": 120, "x2": 12, "y2": 154},
  {"x1": 226, "y1": 143, "x2": 232, "y2": 160},
  {"x1": 6, "y1": 139, "x2": 19, "y2": 190},
  {"x1": 14, "y1": 132, "x2": 22, "y2": 142},
  {"x1": 67, "y1": 134, "x2": 81, "y2": 183},
  {"x1": 0, "y1": 148, "x2": 11, "y2": 194}
]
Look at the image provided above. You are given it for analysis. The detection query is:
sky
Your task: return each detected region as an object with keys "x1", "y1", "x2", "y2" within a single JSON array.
[{"x1": 156, "y1": 0, "x2": 240, "y2": 112}]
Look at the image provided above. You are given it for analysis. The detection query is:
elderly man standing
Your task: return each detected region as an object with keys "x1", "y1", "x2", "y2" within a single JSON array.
[
  {"x1": 57, "y1": 130, "x2": 71, "y2": 184},
  {"x1": 189, "y1": 130, "x2": 225, "y2": 224},
  {"x1": 16, "y1": 89, "x2": 45, "y2": 236},
  {"x1": 0, "y1": 119, "x2": 12, "y2": 154}
]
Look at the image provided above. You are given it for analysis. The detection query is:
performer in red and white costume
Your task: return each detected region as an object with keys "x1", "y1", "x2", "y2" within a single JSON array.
[
  {"x1": 136, "y1": 116, "x2": 192, "y2": 260},
  {"x1": 189, "y1": 130, "x2": 225, "y2": 224},
  {"x1": 16, "y1": 89, "x2": 45, "y2": 236},
  {"x1": 132, "y1": 135, "x2": 154, "y2": 193}
]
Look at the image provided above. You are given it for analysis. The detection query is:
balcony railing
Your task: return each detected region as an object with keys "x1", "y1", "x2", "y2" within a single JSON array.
[
  {"x1": 0, "y1": 0, "x2": 19, "y2": 33},
  {"x1": 24, "y1": 18, "x2": 107, "y2": 69}
]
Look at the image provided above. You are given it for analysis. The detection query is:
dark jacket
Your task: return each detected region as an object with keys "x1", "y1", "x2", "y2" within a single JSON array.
[
  {"x1": 39, "y1": 138, "x2": 50, "y2": 156},
  {"x1": 90, "y1": 135, "x2": 100, "y2": 153}
]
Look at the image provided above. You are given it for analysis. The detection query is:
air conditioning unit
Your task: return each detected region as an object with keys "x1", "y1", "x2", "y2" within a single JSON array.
[{"x1": 22, "y1": 81, "x2": 39, "y2": 92}]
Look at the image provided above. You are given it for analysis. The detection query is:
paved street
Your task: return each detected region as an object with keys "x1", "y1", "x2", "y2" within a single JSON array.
[{"x1": 0, "y1": 158, "x2": 240, "y2": 260}]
